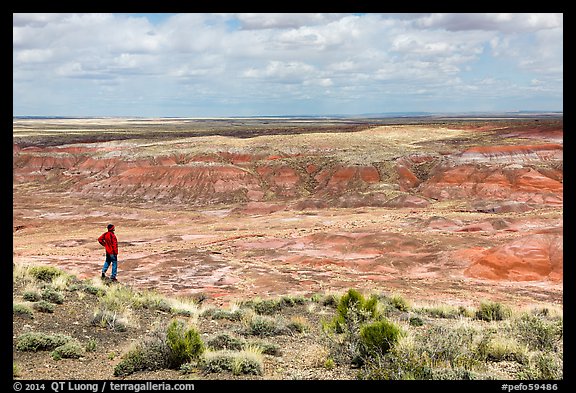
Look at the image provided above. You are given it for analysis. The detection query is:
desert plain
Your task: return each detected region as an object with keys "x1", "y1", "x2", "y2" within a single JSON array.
[{"x1": 12, "y1": 116, "x2": 563, "y2": 309}]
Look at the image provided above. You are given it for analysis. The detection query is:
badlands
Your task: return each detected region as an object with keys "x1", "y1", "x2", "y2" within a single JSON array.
[{"x1": 12, "y1": 116, "x2": 563, "y2": 309}]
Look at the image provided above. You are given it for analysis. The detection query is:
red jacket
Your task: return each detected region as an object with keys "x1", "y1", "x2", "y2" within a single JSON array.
[{"x1": 98, "y1": 230, "x2": 118, "y2": 255}]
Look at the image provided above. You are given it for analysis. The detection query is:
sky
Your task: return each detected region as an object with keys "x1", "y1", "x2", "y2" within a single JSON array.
[{"x1": 13, "y1": 13, "x2": 563, "y2": 117}]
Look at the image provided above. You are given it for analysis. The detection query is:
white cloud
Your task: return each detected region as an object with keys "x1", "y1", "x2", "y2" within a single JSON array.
[
  {"x1": 412, "y1": 13, "x2": 562, "y2": 33},
  {"x1": 231, "y1": 13, "x2": 349, "y2": 30},
  {"x1": 13, "y1": 13, "x2": 563, "y2": 116}
]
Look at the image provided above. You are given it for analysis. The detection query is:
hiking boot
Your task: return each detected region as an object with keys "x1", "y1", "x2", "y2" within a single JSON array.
[
  {"x1": 101, "y1": 273, "x2": 106, "y2": 279},
  {"x1": 110, "y1": 277, "x2": 118, "y2": 282}
]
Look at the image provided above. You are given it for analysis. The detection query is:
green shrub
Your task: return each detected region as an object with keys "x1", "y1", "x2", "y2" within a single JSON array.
[
  {"x1": 114, "y1": 338, "x2": 170, "y2": 377},
  {"x1": 415, "y1": 304, "x2": 464, "y2": 319},
  {"x1": 13, "y1": 303, "x2": 34, "y2": 318},
  {"x1": 324, "y1": 357, "x2": 335, "y2": 370},
  {"x1": 16, "y1": 332, "x2": 72, "y2": 352},
  {"x1": 514, "y1": 313, "x2": 562, "y2": 351},
  {"x1": 29, "y1": 266, "x2": 62, "y2": 282},
  {"x1": 360, "y1": 319, "x2": 403, "y2": 357},
  {"x1": 207, "y1": 334, "x2": 244, "y2": 351},
  {"x1": 51, "y1": 340, "x2": 84, "y2": 360},
  {"x1": 357, "y1": 351, "x2": 432, "y2": 380},
  {"x1": 409, "y1": 316, "x2": 424, "y2": 327},
  {"x1": 476, "y1": 335, "x2": 528, "y2": 364},
  {"x1": 22, "y1": 291, "x2": 41, "y2": 302},
  {"x1": 85, "y1": 338, "x2": 97, "y2": 352},
  {"x1": 358, "y1": 349, "x2": 480, "y2": 380},
  {"x1": 475, "y1": 301, "x2": 512, "y2": 321},
  {"x1": 41, "y1": 288, "x2": 65, "y2": 304},
  {"x1": 201, "y1": 349, "x2": 263, "y2": 376},
  {"x1": 390, "y1": 294, "x2": 410, "y2": 312},
  {"x1": 166, "y1": 319, "x2": 205, "y2": 367},
  {"x1": 114, "y1": 320, "x2": 205, "y2": 377},
  {"x1": 32, "y1": 300, "x2": 55, "y2": 313},
  {"x1": 331, "y1": 288, "x2": 379, "y2": 333},
  {"x1": 246, "y1": 298, "x2": 282, "y2": 315},
  {"x1": 246, "y1": 314, "x2": 284, "y2": 337},
  {"x1": 231, "y1": 355, "x2": 263, "y2": 375},
  {"x1": 517, "y1": 352, "x2": 563, "y2": 380},
  {"x1": 322, "y1": 289, "x2": 382, "y2": 367},
  {"x1": 203, "y1": 308, "x2": 244, "y2": 321},
  {"x1": 417, "y1": 324, "x2": 478, "y2": 369},
  {"x1": 201, "y1": 351, "x2": 234, "y2": 373},
  {"x1": 279, "y1": 295, "x2": 306, "y2": 307},
  {"x1": 83, "y1": 285, "x2": 105, "y2": 296}
]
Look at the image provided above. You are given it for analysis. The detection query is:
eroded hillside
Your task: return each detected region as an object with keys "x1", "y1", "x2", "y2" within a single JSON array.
[{"x1": 13, "y1": 117, "x2": 563, "y2": 308}]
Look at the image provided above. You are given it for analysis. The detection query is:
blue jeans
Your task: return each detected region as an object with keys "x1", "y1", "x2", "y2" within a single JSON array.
[{"x1": 102, "y1": 253, "x2": 118, "y2": 279}]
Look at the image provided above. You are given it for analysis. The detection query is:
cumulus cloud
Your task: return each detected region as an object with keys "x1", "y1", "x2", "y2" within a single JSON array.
[
  {"x1": 411, "y1": 13, "x2": 562, "y2": 33},
  {"x1": 13, "y1": 13, "x2": 563, "y2": 116}
]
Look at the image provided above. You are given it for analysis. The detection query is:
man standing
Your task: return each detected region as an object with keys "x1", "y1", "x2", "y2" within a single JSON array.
[{"x1": 98, "y1": 224, "x2": 119, "y2": 282}]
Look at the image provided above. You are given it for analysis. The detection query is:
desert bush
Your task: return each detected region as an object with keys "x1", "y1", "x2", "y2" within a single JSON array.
[
  {"x1": 51, "y1": 340, "x2": 84, "y2": 360},
  {"x1": 476, "y1": 335, "x2": 529, "y2": 363},
  {"x1": 41, "y1": 287, "x2": 65, "y2": 304},
  {"x1": 517, "y1": 352, "x2": 563, "y2": 380},
  {"x1": 244, "y1": 298, "x2": 282, "y2": 315},
  {"x1": 16, "y1": 332, "x2": 72, "y2": 352},
  {"x1": 244, "y1": 313, "x2": 286, "y2": 337},
  {"x1": 32, "y1": 300, "x2": 55, "y2": 313},
  {"x1": 414, "y1": 303, "x2": 468, "y2": 319},
  {"x1": 114, "y1": 320, "x2": 204, "y2": 377},
  {"x1": 13, "y1": 303, "x2": 34, "y2": 318},
  {"x1": 526, "y1": 305, "x2": 563, "y2": 319},
  {"x1": 203, "y1": 307, "x2": 244, "y2": 321},
  {"x1": 83, "y1": 284, "x2": 105, "y2": 296},
  {"x1": 232, "y1": 345, "x2": 264, "y2": 375},
  {"x1": 409, "y1": 316, "x2": 424, "y2": 327},
  {"x1": 322, "y1": 289, "x2": 382, "y2": 366},
  {"x1": 29, "y1": 266, "x2": 62, "y2": 282},
  {"x1": 417, "y1": 324, "x2": 479, "y2": 369},
  {"x1": 513, "y1": 313, "x2": 562, "y2": 351},
  {"x1": 85, "y1": 338, "x2": 97, "y2": 352},
  {"x1": 165, "y1": 319, "x2": 205, "y2": 367},
  {"x1": 113, "y1": 334, "x2": 171, "y2": 377},
  {"x1": 359, "y1": 319, "x2": 403, "y2": 358},
  {"x1": 389, "y1": 293, "x2": 410, "y2": 312},
  {"x1": 201, "y1": 347, "x2": 264, "y2": 376},
  {"x1": 279, "y1": 294, "x2": 307, "y2": 307},
  {"x1": 475, "y1": 300, "x2": 512, "y2": 321},
  {"x1": 357, "y1": 350, "x2": 432, "y2": 380},
  {"x1": 207, "y1": 333, "x2": 244, "y2": 351},
  {"x1": 22, "y1": 290, "x2": 41, "y2": 302},
  {"x1": 330, "y1": 288, "x2": 379, "y2": 334},
  {"x1": 358, "y1": 332, "x2": 482, "y2": 381}
]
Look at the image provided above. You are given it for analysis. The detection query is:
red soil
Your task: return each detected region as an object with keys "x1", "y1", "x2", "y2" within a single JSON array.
[{"x1": 12, "y1": 119, "x2": 563, "y2": 308}]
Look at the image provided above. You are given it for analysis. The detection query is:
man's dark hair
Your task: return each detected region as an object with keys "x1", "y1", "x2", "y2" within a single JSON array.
[{"x1": 107, "y1": 224, "x2": 114, "y2": 230}]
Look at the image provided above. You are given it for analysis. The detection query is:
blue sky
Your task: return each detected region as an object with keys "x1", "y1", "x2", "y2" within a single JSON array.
[{"x1": 13, "y1": 13, "x2": 563, "y2": 117}]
